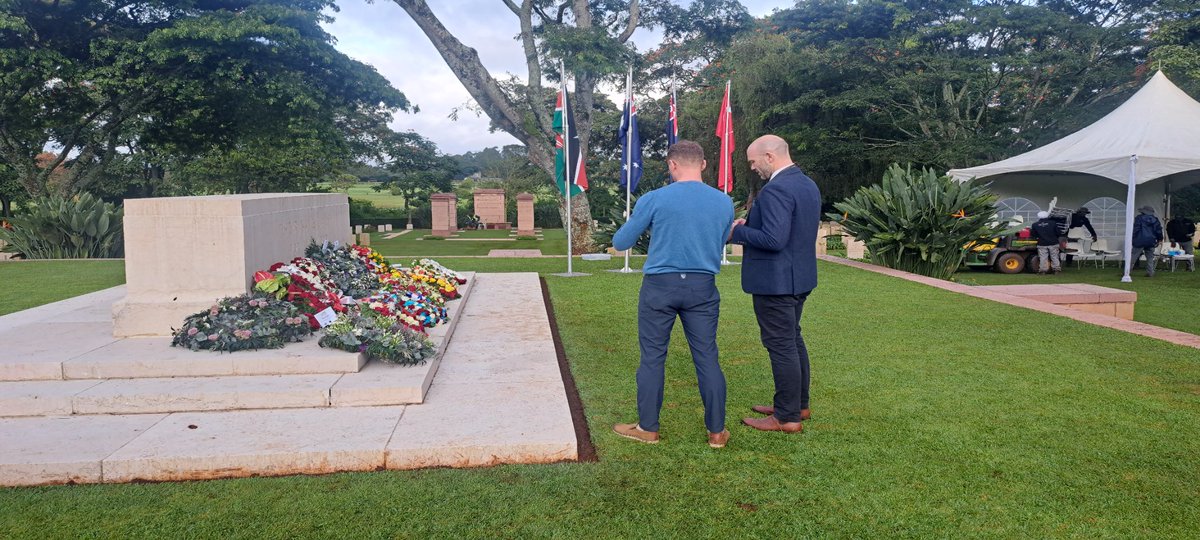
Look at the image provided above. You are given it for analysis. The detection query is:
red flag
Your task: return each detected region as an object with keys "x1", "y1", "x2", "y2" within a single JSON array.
[{"x1": 714, "y1": 80, "x2": 735, "y2": 193}]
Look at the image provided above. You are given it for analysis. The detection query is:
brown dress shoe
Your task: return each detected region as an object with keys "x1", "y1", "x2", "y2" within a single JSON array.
[
  {"x1": 613, "y1": 423, "x2": 659, "y2": 444},
  {"x1": 708, "y1": 429, "x2": 730, "y2": 449},
  {"x1": 742, "y1": 415, "x2": 803, "y2": 433},
  {"x1": 750, "y1": 405, "x2": 811, "y2": 421}
]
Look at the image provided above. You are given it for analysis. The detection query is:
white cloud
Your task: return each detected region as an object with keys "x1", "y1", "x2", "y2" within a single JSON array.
[{"x1": 323, "y1": 0, "x2": 789, "y2": 154}]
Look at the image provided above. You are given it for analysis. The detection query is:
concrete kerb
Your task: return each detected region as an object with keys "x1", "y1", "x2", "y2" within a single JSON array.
[{"x1": 818, "y1": 255, "x2": 1200, "y2": 350}]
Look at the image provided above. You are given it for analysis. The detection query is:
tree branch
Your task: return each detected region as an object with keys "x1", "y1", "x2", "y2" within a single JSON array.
[
  {"x1": 519, "y1": 0, "x2": 554, "y2": 139},
  {"x1": 616, "y1": 0, "x2": 639, "y2": 44},
  {"x1": 501, "y1": 0, "x2": 519, "y2": 16}
]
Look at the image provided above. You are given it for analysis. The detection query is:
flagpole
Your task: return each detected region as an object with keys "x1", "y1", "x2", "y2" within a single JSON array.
[
  {"x1": 622, "y1": 66, "x2": 633, "y2": 273},
  {"x1": 564, "y1": 61, "x2": 574, "y2": 275},
  {"x1": 721, "y1": 79, "x2": 731, "y2": 266}
]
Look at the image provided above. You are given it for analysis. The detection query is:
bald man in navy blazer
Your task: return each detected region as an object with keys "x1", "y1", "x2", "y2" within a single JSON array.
[{"x1": 729, "y1": 135, "x2": 820, "y2": 433}]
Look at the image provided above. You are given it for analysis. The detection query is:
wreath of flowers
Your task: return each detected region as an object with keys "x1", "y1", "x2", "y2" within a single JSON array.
[
  {"x1": 305, "y1": 241, "x2": 380, "y2": 299},
  {"x1": 413, "y1": 258, "x2": 467, "y2": 284},
  {"x1": 171, "y1": 295, "x2": 312, "y2": 352},
  {"x1": 319, "y1": 309, "x2": 435, "y2": 365},
  {"x1": 405, "y1": 265, "x2": 460, "y2": 299},
  {"x1": 362, "y1": 294, "x2": 426, "y2": 333}
]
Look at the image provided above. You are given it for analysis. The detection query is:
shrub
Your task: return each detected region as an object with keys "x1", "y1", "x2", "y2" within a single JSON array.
[
  {"x1": 0, "y1": 193, "x2": 124, "y2": 259},
  {"x1": 591, "y1": 207, "x2": 649, "y2": 254},
  {"x1": 830, "y1": 163, "x2": 1014, "y2": 280}
]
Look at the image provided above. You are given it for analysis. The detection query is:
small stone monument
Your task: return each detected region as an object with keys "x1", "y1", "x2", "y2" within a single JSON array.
[
  {"x1": 430, "y1": 193, "x2": 457, "y2": 237},
  {"x1": 845, "y1": 237, "x2": 867, "y2": 259},
  {"x1": 516, "y1": 193, "x2": 535, "y2": 236},
  {"x1": 474, "y1": 188, "x2": 506, "y2": 229},
  {"x1": 358, "y1": 232, "x2": 371, "y2": 246}
]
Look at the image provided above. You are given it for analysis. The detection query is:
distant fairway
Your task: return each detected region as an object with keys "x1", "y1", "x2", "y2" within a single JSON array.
[{"x1": 321, "y1": 182, "x2": 408, "y2": 209}]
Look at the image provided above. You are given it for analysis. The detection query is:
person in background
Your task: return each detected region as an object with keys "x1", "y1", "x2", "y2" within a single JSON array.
[
  {"x1": 1071, "y1": 208, "x2": 1099, "y2": 242},
  {"x1": 1031, "y1": 211, "x2": 1062, "y2": 274},
  {"x1": 1132, "y1": 206, "x2": 1164, "y2": 277},
  {"x1": 1166, "y1": 213, "x2": 1196, "y2": 256}
]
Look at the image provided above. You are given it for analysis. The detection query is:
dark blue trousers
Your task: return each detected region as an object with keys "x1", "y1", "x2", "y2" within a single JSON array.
[
  {"x1": 636, "y1": 273, "x2": 726, "y2": 433},
  {"x1": 752, "y1": 293, "x2": 811, "y2": 423}
]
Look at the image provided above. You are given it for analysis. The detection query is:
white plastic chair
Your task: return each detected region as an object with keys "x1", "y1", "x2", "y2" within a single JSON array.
[
  {"x1": 1072, "y1": 237, "x2": 1103, "y2": 268},
  {"x1": 1091, "y1": 239, "x2": 1120, "y2": 268}
]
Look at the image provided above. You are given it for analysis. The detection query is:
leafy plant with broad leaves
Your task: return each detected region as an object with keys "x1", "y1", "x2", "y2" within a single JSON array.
[
  {"x1": 829, "y1": 163, "x2": 1016, "y2": 280},
  {"x1": 0, "y1": 193, "x2": 123, "y2": 258},
  {"x1": 171, "y1": 295, "x2": 312, "y2": 352},
  {"x1": 319, "y1": 309, "x2": 435, "y2": 365}
]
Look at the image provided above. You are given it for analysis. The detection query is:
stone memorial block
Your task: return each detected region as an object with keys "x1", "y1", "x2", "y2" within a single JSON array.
[
  {"x1": 430, "y1": 193, "x2": 457, "y2": 237},
  {"x1": 516, "y1": 193, "x2": 535, "y2": 236},
  {"x1": 731, "y1": 244, "x2": 743, "y2": 256},
  {"x1": 354, "y1": 225, "x2": 363, "y2": 234},
  {"x1": 815, "y1": 235, "x2": 827, "y2": 256},
  {"x1": 358, "y1": 232, "x2": 371, "y2": 246},
  {"x1": 473, "y1": 188, "x2": 506, "y2": 226},
  {"x1": 845, "y1": 237, "x2": 867, "y2": 259},
  {"x1": 112, "y1": 194, "x2": 352, "y2": 337}
]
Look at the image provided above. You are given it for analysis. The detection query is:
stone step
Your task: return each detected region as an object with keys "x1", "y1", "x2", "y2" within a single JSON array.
[
  {"x1": 0, "y1": 368, "x2": 426, "y2": 417},
  {"x1": 0, "y1": 273, "x2": 475, "y2": 382}
]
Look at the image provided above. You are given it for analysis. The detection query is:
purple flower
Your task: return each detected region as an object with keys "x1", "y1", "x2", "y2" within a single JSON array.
[
  {"x1": 207, "y1": 334, "x2": 219, "y2": 341},
  {"x1": 187, "y1": 327, "x2": 199, "y2": 336}
]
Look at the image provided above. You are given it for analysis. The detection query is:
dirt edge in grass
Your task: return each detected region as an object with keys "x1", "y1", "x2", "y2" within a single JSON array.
[{"x1": 540, "y1": 276, "x2": 598, "y2": 462}]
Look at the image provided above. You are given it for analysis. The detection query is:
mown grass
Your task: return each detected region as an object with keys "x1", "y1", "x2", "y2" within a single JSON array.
[
  {"x1": 956, "y1": 263, "x2": 1200, "y2": 335},
  {"x1": 370, "y1": 228, "x2": 568, "y2": 257},
  {"x1": 1, "y1": 257, "x2": 1198, "y2": 537},
  {"x1": 0, "y1": 260, "x2": 125, "y2": 316},
  {"x1": 322, "y1": 182, "x2": 408, "y2": 209}
]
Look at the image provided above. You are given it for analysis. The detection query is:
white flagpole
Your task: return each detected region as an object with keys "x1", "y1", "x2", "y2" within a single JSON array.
[
  {"x1": 622, "y1": 66, "x2": 633, "y2": 272},
  {"x1": 563, "y1": 61, "x2": 574, "y2": 275},
  {"x1": 721, "y1": 79, "x2": 731, "y2": 266}
]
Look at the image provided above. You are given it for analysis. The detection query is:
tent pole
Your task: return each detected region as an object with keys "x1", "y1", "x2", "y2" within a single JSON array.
[{"x1": 1121, "y1": 155, "x2": 1139, "y2": 283}]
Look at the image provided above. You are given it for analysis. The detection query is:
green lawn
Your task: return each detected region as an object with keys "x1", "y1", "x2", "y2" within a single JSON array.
[
  {"x1": 0, "y1": 260, "x2": 125, "y2": 316},
  {"x1": 955, "y1": 263, "x2": 1200, "y2": 335},
  {"x1": 2, "y1": 258, "x2": 1198, "y2": 537},
  {"x1": 323, "y1": 182, "x2": 408, "y2": 209},
  {"x1": 370, "y1": 228, "x2": 568, "y2": 257}
]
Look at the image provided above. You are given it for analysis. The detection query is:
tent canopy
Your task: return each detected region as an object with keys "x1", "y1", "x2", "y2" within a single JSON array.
[
  {"x1": 946, "y1": 72, "x2": 1200, "y2": 282},
  {"x1": 948, "y1": 71, "x2": 1200, "y2": 186}
]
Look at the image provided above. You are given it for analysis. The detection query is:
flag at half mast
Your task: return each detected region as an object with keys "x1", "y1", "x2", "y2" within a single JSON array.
[
  {"x1": 665, "y1": 83, "x2": 678, "y2": 147},
  {"x1": 619, "y1": 90, "x2": 643, "y2": 193},
  {"x1": 554, "y1": 83, "x2": 588, "y2": 197}
]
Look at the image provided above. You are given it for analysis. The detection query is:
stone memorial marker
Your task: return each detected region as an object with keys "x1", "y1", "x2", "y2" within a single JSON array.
[
  {"x1": 112, "y1": 194, "x2": 352, "y2": 337},
  {"x1": 473, "y1": 188, "x2": 506, "y2": 228},
  {"x1": 516, "y1": 193, "x2": 535, "y2": 236},
  {"x1": 430, "y1": 193, "x2": 457, "y2": 237}
]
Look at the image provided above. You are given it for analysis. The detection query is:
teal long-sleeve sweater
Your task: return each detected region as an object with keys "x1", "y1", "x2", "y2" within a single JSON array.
[{"x1": 612, "y1": 180, "x2": 734, "y2": 275}]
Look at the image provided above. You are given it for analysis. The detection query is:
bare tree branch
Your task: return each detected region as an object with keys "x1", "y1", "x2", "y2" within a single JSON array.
[{"x1": 616, "y1": 0, "x2": 639, "y2": 44}]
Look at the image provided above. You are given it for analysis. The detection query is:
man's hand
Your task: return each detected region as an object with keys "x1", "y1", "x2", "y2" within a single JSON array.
[
  {"x1": 1092, "y1": 235, "x2": 1098, "y2": 242},
  {"x1": 728, "y1": 219, "x2": 745, "y2": 243}
]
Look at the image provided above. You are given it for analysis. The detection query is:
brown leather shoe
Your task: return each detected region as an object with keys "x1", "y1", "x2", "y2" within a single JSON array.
[
  {"x1": 750, "y1": 405, "x2": 811, "y2": 421},
  {"x1": 613, "y1": 423, "x2": 659, "y2": 444},
  {"x1": 742, "y1": 415, "x2": 803, "y2": 433},
  {"x1": 708, "y1": 429, "x2": 730, "y2": 449}
]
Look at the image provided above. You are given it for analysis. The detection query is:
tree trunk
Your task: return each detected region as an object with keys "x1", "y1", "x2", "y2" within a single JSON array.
[{"x1": 393, "y1": 0, "x2": 594, "y2": 252}]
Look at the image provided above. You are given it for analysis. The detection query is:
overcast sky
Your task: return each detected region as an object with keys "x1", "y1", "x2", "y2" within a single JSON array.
[{"x1": 322, "y1": 1, "x2": 789, "y2": 154}]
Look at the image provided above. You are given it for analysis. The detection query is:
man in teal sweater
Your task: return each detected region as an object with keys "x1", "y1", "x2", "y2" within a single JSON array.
[{"x1": 611, "y1": 140, "x2": 735, "y2": 449}]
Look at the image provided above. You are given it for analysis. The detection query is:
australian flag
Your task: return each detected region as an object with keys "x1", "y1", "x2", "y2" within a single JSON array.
[{"x1": 618, "y1": 95, "x2": 643, "y2": 193}]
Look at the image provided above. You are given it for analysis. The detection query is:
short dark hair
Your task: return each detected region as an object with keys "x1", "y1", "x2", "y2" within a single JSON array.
[{"x1": 666, "y1": 140, "x2": 705, "y2": 166}]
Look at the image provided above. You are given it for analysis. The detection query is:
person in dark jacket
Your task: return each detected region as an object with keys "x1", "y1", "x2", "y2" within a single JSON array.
[
  {"x1": 1166, "y1": 214, "x2": 1195, "y2": 255},
  {"x1": 1031, "y1": 211, "x2": 1062, "y2": 274},
  {"x1": 1132, "y1": 206, "x2": 1164, "y2": 277},
  {"x1": 1071, "y1": 208, "x2": 1098, "y2": 241}
]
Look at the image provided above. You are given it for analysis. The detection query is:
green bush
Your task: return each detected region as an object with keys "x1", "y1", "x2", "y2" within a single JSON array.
[
  {"x1": 829, "y1": 163, "x2": 1014, "y2": 280},
  {"x1": 0, "y1": 193, "x2": 124, "y2": 259},
  {"x1": 591, "y1": 207, "x2": 649, "y2": 254}
]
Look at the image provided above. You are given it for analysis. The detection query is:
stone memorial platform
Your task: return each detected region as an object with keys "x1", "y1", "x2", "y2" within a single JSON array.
[
  {"x1": 974, "y1": 283, "x2": 1137, "y2": 320},
  {"x1": 0, "y1": 273, "x2": 577, "y2": 486}
]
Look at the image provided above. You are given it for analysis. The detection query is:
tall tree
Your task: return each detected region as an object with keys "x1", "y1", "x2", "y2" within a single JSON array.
[
  {"x1": 390, "y1": 0, "x2": 748, "y2": 251},
  {"x1": 0, "y1": 0, "x2": 407, "y2": 198}
]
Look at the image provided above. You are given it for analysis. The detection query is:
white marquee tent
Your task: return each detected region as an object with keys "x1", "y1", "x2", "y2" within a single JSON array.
[{"x1": 948, "y1": 71, "x2": 1200, "y2": 281}]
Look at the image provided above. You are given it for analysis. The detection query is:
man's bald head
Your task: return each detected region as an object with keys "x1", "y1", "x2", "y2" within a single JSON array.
[{"x1": 746, "y1": 134, "x2": 795, "y2": 180}]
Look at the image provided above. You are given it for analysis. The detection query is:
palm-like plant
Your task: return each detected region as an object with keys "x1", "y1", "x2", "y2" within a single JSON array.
[{"x1": 829, "y1": 164, "x2": 1015, "y2": 280}]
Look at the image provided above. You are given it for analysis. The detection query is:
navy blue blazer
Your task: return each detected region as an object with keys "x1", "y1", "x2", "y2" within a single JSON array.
[{"x1": 730, "y1": 165, "x2": 821, "y2": 296}]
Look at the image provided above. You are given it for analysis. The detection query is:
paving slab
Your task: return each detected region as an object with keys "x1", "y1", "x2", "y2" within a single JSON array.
[
  {"x1": 0, "y1": 322, "x2": 120, "y2": 381},
  {"x1": 387, "y1": 380, "x2": 575, "y2": 469},
  {"x1": 61, "y1": 337, "x2": 365, "y2": 380},
  {"x1": 71, "y1": 373, "x2": 342, "y2": 415},
  {"x1": 0, "y1": 414, "x2": 165, "y2": 486},
  {"x1": 101, "y1": 407, "x2": 404, "y2": 482},
  {"x1": 0, "y1": 286, "x2": 125, "y2": 333},
  {"x1": 433, "y1": 340, "x2": 561, "y2": 384},
  {"x1": 0, "y1": 380, "x2": 104, "y2": 417}
]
